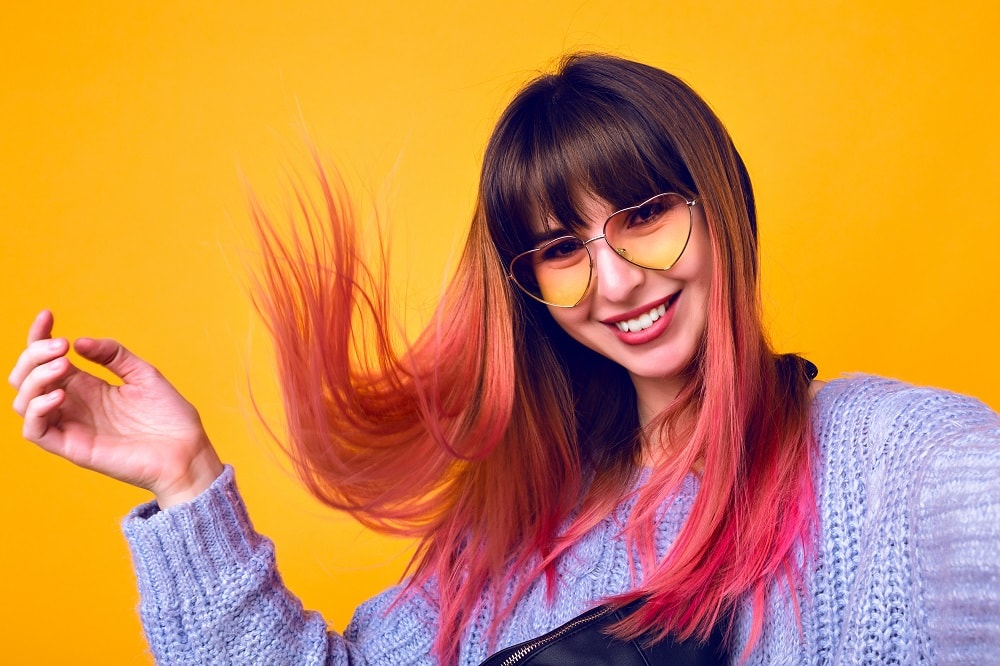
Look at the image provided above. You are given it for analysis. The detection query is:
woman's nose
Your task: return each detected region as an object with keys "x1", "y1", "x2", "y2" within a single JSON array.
[{"x1": 590, "y1": 240, "x2": 645, "y2": 302}]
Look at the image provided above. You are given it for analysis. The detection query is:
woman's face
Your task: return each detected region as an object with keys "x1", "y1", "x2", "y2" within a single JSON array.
[{"x1": 542, "y1": 194, "x2": 713, "y2": 411}]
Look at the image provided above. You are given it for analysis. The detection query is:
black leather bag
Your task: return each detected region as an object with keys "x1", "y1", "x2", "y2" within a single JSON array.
[{"x1": 478, "y1": 599, "x2": 727, "y2": 665}]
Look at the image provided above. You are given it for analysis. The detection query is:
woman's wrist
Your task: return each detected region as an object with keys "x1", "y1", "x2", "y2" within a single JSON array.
[{"x1": 154, "y1": 439, "x2": 226, "y2": 509}]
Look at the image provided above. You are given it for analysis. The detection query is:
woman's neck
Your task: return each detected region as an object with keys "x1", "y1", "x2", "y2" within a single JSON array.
[
  {"x1": 631, "y1": 373, "x2": 700, "y2": 471},
  {"x1": 637, "y1": 375, "x2": 828, "y2": 471},
  {"x1": 631, "y1": 373, "x2": 685, "y2": 428}
]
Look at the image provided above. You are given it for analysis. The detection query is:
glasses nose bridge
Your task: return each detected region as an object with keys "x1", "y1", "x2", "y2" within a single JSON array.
[
  {"x1": 585, "y1": 230, "x2": 645, "y2": 297},
  {"x1": 580, "y1": 233, "x2": 612, "y2": 277},
  {"x1": 581, "y1": 232, "x2": 627, "y2": 267},
  {"x1": 581, "y1": 233, "x2": 607, "y2": 248}
]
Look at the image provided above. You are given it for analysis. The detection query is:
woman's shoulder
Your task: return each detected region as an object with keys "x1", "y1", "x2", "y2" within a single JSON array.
[
  {"x1": 809, "y1": 373, "x2": 999, "y2": 471},
  {"x1": 812, "y1": 373, "x2": 996, "y2": 432}
]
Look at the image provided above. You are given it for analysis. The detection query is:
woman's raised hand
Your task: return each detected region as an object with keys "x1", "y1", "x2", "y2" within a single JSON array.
[{"x1": 8, "y1": 310, "x2": 224, "y2": 508}]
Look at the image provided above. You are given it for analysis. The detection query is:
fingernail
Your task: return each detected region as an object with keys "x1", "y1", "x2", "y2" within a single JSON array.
[{"x1": 48, "y1": 339, "x2": 62, "y2": 350}]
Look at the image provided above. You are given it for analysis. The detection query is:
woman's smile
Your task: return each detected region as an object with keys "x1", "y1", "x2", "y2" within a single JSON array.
[{"x1": 603, "y1": 291, "x2": 680, "y2": 344}]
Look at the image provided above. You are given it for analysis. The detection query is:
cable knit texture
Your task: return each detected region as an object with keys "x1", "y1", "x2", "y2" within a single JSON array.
[{"x1": 122, "y1": 376, "x2": 1000, "y2": 664}]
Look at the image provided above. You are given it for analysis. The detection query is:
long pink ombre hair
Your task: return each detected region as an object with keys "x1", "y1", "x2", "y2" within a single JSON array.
[{"x1": 253, "y1": 54, "x2": 817, "y2": 662}]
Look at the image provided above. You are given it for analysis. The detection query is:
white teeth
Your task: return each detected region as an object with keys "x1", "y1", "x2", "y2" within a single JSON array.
[{"x1": 615, "y1": 301, "x2": 670, "y2": 333}]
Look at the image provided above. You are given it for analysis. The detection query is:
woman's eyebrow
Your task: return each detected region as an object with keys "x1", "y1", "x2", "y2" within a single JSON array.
[{"x1": 529, "y1": 226, "x2": 575, "y2": 247}]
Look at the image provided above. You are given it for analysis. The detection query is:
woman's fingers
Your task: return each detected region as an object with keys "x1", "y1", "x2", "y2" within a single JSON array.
[
  {"x1": 73, "y1": 337, "x2": 158, "y2": 385},
  {"x1": 10, "y1": 314, "x2": 157, "y2": 393},
  {"x1": 8, "y1": 336, "x2": 71, "y2": 390},
  {"x1": 11, "y1": 355, "x2": 72, "y2": 416},
  {"x1": 26, "y1": 310, "x2": 55, "y2": 345},
  {"x1": 21, "y1": 388, "x2": 65, "y2": 443},
  {"x1": 9, "y1": 310, "x2": 62, "y2": 389}
]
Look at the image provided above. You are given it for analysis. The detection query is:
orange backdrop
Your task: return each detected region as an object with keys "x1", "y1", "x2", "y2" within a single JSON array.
[{"x1": 2, "y1": 2, "x2": 997, "y2": 662}]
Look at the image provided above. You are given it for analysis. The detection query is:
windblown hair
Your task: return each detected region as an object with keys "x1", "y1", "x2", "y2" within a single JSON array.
[{"x1": 253, "y1": 54, "x2": 817, "y2": 662}]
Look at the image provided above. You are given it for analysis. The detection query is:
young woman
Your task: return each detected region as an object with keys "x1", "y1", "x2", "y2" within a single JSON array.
[{"x1": 10, "y1": 54, "x2": 1000, "y2": 664}]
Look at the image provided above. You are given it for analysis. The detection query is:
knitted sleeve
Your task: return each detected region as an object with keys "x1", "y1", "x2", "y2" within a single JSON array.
[
  {"x1": 819, "y1": 377, "x2": 1000, "y2": 662},
  {"x1": 121, "y1": 466, "x2": 438, "y2": 665},
  {"x1": 801, "y1": 376, "x2": 1000, "y2": 664},
  {"x1": 905, "y1": 388, "x2": 1000, "y2": 663}
]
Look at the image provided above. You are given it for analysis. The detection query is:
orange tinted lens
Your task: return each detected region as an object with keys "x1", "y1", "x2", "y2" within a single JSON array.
[
  {"x1": 510, "y1": 237, "x2": 591, "y2": 306},
  {"x1": 605, "y1": 193, "x2": 692, "y2": 269}
]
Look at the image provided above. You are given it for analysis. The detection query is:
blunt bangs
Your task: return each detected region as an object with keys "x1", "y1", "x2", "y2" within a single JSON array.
[{"x1": 481, "y1": 58, "x2": 698, "y2": 265}]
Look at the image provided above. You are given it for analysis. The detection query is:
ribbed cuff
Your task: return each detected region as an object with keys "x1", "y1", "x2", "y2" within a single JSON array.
[{"x1": 121, "y1": 465, "x2": 270, "y2": 616}]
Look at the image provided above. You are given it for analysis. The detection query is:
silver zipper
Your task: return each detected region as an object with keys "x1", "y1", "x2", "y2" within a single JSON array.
[{"x1": 496, "y1": 605, "x2": 615, "y2": 666}]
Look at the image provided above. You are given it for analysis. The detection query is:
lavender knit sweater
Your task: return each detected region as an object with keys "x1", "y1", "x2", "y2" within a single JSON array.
[{"x1": 122, "y1": 376, "x2": 1000, "y2": 664}]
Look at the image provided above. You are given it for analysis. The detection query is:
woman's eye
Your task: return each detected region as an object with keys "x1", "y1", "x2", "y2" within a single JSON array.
[
  {"x1": 539, "y1": 238, "x2": 584, "y2": 262},
  {"x1": 627, "y1": 201, "x2": 666, "y2": 227}
]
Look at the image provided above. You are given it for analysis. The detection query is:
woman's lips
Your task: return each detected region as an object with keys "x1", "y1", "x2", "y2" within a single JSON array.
[{"x1": 604, "y1": 292, "x2": 680, "y2": 345}]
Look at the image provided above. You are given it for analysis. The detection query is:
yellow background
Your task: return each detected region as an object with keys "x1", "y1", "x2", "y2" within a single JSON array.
[{"x1": 2, "y1": 2, "x2": 998, "y2": 662}]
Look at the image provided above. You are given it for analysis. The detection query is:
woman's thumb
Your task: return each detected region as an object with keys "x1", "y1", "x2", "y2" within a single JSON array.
[{"x1": 73, "y1": 337, "x2": 156, "y2": 384}]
